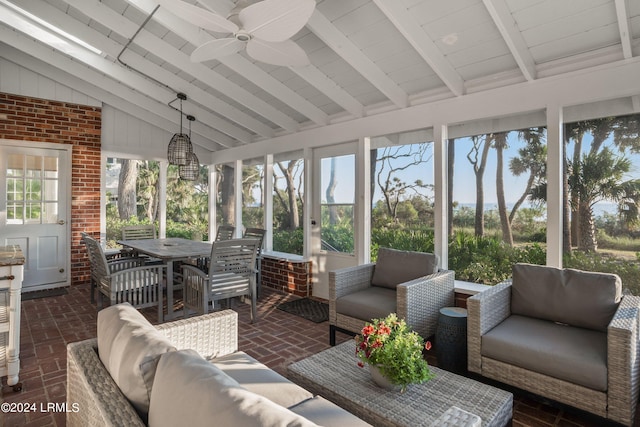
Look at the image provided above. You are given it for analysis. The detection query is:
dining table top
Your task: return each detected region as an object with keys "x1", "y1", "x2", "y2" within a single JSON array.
[{"x1": 117, "y1": 237, "x2": 212, "y2": 259}]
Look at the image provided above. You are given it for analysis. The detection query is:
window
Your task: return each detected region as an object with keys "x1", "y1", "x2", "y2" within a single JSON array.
[
  {"x1": 273, "y1": 158, "x2": 304, "y2": 255},
  {"x1": 6, "y1": 154, "x2": 59, "y2": 224},
  {"x1": 321, "y1": 154, "x2": 355, "y2": 254},
  {"x1": 370, "y1": 130, "x2": 435, "y2": 259},
  {"x1": 449, "y1": 127, "x2": 547, "y2": 284}
]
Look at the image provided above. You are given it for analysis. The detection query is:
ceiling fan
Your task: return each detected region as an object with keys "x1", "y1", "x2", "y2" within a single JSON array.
[{"x1": 157, "y1": 0, "x2": 315, "y2": 67}]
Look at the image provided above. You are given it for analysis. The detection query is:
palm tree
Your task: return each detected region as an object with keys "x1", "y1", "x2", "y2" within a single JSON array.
[
  {"x1": 494, "y1": 132, "x2": 513, "y2": 245},
  {"x1": 569, "y1": 148, "x2": 640, "y2": 251}
]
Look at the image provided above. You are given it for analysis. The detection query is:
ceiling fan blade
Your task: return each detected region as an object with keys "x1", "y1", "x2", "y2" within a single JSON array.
[
  {"x1": 157, "y1": 0, "x2": 238, "y2": 34},
  {"x1": 196, "y1": 0, "x2": 235, "y2": 17},
  {"x1": 246, "y1": 38, "x2": 310, "y2": 67},
  {"x1": 240, "y1": 0, "x2": 315, "y2": 42},
  {"x1": 191, "y1": 38, "x2": 245, "y2": 62}
]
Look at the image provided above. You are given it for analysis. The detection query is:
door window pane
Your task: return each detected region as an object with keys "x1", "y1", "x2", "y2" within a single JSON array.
[{"x1": 321, "y1": 155, "x2": 354, "y2": 254}]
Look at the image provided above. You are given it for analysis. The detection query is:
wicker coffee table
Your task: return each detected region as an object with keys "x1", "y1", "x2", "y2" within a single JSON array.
[{"x1": 288, "y1": 341, "x2": 512, "y2": 427}]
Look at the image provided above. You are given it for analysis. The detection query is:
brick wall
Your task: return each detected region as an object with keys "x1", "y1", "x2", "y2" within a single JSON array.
[
  {"x1": 0, "y1": 93, "x2": 101, "y2": 286},
  {"x1": 261, "y1": 256, "x2": 313, "y2": 297}
]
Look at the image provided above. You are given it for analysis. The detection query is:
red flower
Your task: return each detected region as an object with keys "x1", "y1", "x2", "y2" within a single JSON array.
[
  {"x1": 425, "y1": 341, "x2": 432, "y2": 351},
  {"x1": 357, "y1": 361, "x2": 364, "y2": 368},
  {"x1": 378, "y1": 325, "x2": 391, "y2": 335},
  {"x1": 362, "y1": 325, "x2": 374, "y2": 336}
]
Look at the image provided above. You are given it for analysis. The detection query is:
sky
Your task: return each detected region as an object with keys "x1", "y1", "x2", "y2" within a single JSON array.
[{"x1": 317, "y1": 130, "x2": 640, "y2": 211}]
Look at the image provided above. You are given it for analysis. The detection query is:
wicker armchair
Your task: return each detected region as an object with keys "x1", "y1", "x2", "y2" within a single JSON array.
[
  {"x1": 467, "y1": 263, "x2": 640, "y2": 426},
  {"x1": 183, "y1": 238, "x2": 259, "y2": 322},
  {"x1": 84, "y1": 234, "x2": 165, "y2": 323},
  {"x1": 329, "y1": 248, "x2": 455, "y2": 345}
]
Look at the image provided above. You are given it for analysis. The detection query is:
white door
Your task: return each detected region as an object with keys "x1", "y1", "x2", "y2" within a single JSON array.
[
  {"x1": 310, "y1": 143, "x2": 358, "y2": 299},
  {"x1": 0, "y1": 142, "x2": 70, "y2": 291}
]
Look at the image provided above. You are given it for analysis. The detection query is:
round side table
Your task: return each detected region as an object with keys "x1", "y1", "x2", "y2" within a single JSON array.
[{"x1": 435, "y1": 307, "x2": 468, "y2": 374}]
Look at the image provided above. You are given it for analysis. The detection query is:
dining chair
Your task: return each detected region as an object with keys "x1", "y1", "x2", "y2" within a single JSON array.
[
  {"x1": 243, "y1": 227, "x2": 266, "y2": 296},
  {"x1": 215, "y1": 224, "x2": 235, "y2": 241},
  {"x1": 84, "y1": 234, "x2": 165, "y2": 323},
  {"x1": 182, "y1": 238, "x2": 259, "y2": 322},
  {"x1": 121, "y1": 225, "x2": 161, "y2": 263},
  {"x1": 81, "y1": 232, "x2": 130, "y2": 303}
]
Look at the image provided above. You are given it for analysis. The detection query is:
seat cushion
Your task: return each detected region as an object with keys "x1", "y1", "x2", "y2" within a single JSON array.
[
  {"x1": 289, "y1": 396, "x2": 371, "y2": 427},
  {"x1": 371, "y1": 248, "x2": 438, "y2": 289},
  {"x1": 482, "y1": 315, "x2": 608, "y2": 391},
  {"x1": 335, "y1": 286, "x2": 397, "y2": 322},
  {"x1": 211, "y1": 351, "x2": 313, "y2": 408},
  {"x1": 148, "y1": 349, "x2": 319, "y2": 427},
  {"x1": 511, "y1": 263, "x2": 622, "y2": 331},
  {"x1": 97, "y1": 303, "x2": 176, "y2": 419}
]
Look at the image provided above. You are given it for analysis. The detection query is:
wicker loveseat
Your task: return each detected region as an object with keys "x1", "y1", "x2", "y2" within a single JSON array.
[
  {"x1": 67, "y1": 304, "x2": 370, "y2": 427},
  {"x1": 467, "y1": 263, "x2": 640, "y2": 426},
  {"x1": 329, "y1": 247, "x2": 455, "y2": 345}
]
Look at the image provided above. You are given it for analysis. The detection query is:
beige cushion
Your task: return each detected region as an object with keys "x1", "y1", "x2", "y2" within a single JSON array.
[
  {"x1": 511, "y1": 263, "x2": 622, "y2": 331},
  {"x1": 289, "y1": 396, "x2": 372, "y2": 427},
  {"x1": 148, "y1": 349, "x2": 319, "y2": 427},
  {"x1": 212, "y1": 351, "x2": 313, "y2": 408},
  {"x1": 97, "y1": 303, "x2": 176, "y2": 419},
  {"x1": 482, "y1": 315, "x2": 608, "y2": 391},
  {"x1": 371, "y1": 248, "x2": 438, "y2": 289}
]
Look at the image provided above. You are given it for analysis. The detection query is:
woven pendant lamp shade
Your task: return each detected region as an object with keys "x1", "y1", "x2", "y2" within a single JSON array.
[
  {"x1": 179, "y1": 151, "x2": 200, "y2": 181},
  {"x1": 167, "y1": 93, "x2": 193, "y2": 166},
  {"x1": 168, "y1": 133, "x2": 192, "y2": 165}
]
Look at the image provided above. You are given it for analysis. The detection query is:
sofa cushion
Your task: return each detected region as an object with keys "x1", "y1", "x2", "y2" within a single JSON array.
[
  {"x1": 335, "y1": 286, "x2": 397, "y2": 321},
  {"x1": 97, "y1": 303, "x2": 176, "y2": 419},
  {"x1": 511, "y1": 263, "x2": 621, "y2": 331},
  {"x1": 289, "y1": 396, "x2": 371, "y2": 427},
  {"x1": 482, "y1": 315, "x2": 608, "y2": 391},
  {"x1": 148, "y1": 349, "x2": 319, "y2": 427},
  {"x1": 211, "y1": 351, "x2": 313, "y2": 408},
  {"x1": 371, "y1": 248, "x2": 438, "y2": 289}
]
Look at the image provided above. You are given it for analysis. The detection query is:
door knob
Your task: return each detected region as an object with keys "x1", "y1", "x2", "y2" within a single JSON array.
[{"x1": 58, "y1": 220, "x2": 65, "y2": 225}]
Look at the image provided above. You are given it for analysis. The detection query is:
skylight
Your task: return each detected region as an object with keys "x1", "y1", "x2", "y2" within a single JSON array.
[{"x1": 0, "y1": 0, "x2": 103, "y2": 56}]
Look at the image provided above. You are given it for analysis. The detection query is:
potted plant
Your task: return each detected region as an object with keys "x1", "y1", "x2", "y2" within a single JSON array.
[{"x1": 355, "y1": 313, "x2": 434, "y2": 392}]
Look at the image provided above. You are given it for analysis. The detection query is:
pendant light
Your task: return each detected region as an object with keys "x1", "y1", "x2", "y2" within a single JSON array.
[
  {"x1": 167, "y1": 93, "x2": 193, "y2": 165},
  {"x1": 179, "y1": 115, "x2": 200, "y2": 181}
]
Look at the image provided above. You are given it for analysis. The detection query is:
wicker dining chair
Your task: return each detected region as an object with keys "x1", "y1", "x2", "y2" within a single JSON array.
[
  {"x1": 183, "y1": 238, "x2": 259, "y2": 322},
  {"x1": 84, "y1": 234, "x2": 165, "y2": 323}
]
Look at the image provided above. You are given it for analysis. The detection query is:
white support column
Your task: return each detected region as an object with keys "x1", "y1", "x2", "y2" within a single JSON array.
[
  {"x1": 303, "y1": 147, "x2": 313, "y2": 259},
  {"x1": 433, "y1": 124, "x2": 448, "y2": 270},
  {"x1": 264, "y1": 154, "x2": 274, "y2": 251},
  {"x1": 546, "y1": 105, "x2": 564, "y2": 268},
  {"x1": 234, "y1": 159, "x2": 243, "y2": 237},
  {"x1": 158, "y1": 160, "x2": 167, "y2": 238},
  {"x1": 208, "y1": 165, "x2": 217, "y2": 241},
  {"x1": 356, "y1": 136, "x2": 371, "y2": 264},
  {"x1": 100, "y1": 153, "x2": 108, "y2": 242}
]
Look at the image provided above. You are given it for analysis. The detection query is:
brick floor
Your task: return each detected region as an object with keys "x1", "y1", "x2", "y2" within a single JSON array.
[{"x1": 1, "y1": 283, "x2": 637, "y2": 426}]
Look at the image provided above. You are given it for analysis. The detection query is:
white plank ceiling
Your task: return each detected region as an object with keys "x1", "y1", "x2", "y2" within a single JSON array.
[{"x1": 1, "y1": 0, "x2": 639, "y2": 157}]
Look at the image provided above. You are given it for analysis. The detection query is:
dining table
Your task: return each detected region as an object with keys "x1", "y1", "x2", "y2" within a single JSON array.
[{"x1": 117, "y1": 237, "x2": 212, "y2": 320}]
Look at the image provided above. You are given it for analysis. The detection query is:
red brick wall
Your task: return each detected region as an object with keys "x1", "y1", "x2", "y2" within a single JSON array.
[
  {"x1": 0, "y1": 93, "x2": 101, "y2": 286},
  {"x1": 261, "y1": 256, "x2": 313, "y2": 297}
]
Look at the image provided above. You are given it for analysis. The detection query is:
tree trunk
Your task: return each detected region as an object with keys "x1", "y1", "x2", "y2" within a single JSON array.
[
  {"x1": 220, "y1": 165, "x2": 235, "y2": 224},
  {"x1": 473, "y1": 136, "x2": 492, "y2": 237},
  {"x1": 283, "y1": 161, "x2": 300, "y2": 230},
  {"x1": 562, "y1": 140, "x2": 572, "y2": 254},
  {"x1": 577, "y1": 201, "x2": 597, "y2": 252},
  {"x1": 326, "y1": 157, "x2": 339, "y2": 225},
  {"x1": 495, "y1": 133, "x2": 513, "y2": 245},
  {"x1": 118, "y1": 159, "x2": 138, "y2": 220},
  {"x1": 371, "y1": 149, "x2": 378, "y2": 214},
  {"x1": 570, "y1": 136, "x2": 582, "y2": 247},
  {"x1": 447, "y1": 139, "x2": 455, "y2": 237}
]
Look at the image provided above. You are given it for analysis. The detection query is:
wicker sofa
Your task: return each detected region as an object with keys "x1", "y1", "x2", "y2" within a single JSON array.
[
  {"x1": 467, "y1": 263, "x2": 640, "y2": 426},
  {"x1": 67, "y1": 304, "x2": 370, "y2": 427},
  {"x1": 329, "y1": 247, "x2": 455, "y2": 345}
]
